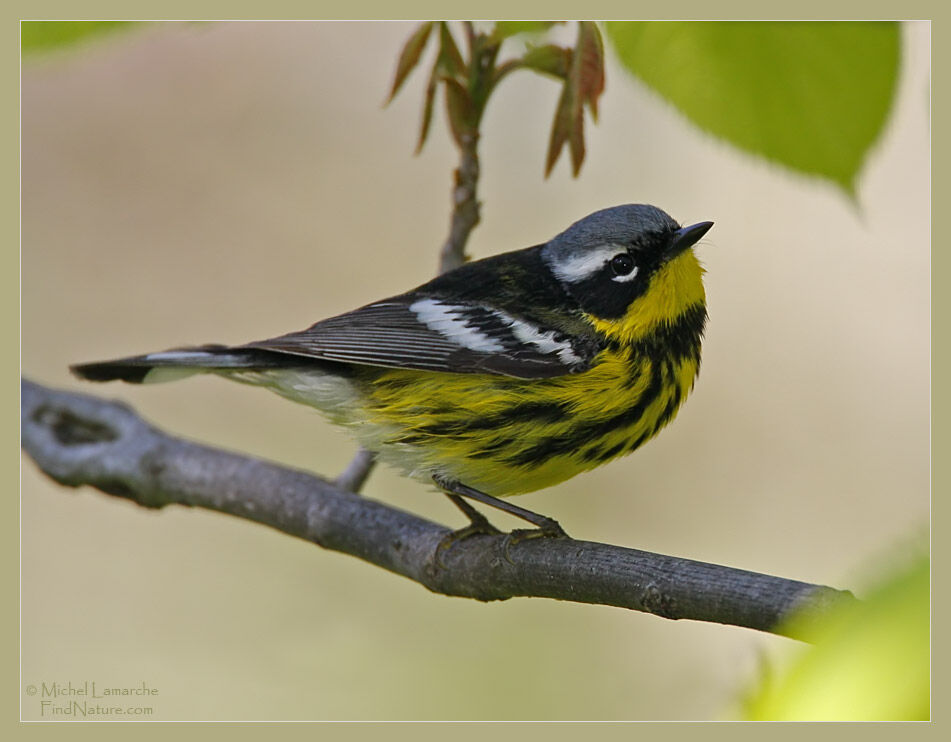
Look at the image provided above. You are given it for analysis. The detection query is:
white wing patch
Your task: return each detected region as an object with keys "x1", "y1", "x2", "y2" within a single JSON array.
[
  {"x1": 507, "y1": 319, "x2": 581, "y2": 365},
  {"x1": 409, "y1": 299, "x2": 506, "y2": 353},
  {"x1": 144, "y1": 350, "x2": 217, "y2": 361},
  {"x1": 410, "y1": 298, "x2": 582, "y2": 366}
]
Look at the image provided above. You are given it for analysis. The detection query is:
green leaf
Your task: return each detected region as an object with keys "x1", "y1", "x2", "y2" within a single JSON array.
[
  {"x1": 386, "y1": 22, "x2": 434, "y2": 104},
  {"x1": 437, "y1": 22, "x2": 466, "y2": 81},
  {"x1": 491, "y1": 21, "x2": 560, "y2": 42},
  {"x1": 521, "y1": 44, "x2": 571, "y2": 80},
  {"x1": 21, "y1": 21, "x2": 134, "y2": 55},
  {"x1": 443, "y1": 78, "x2": 475, "y2": 148},
  {"x1": 743, "y1": 549, "x2": 929, "y2": 720},
  {"x1": 606, "y1": 21, "x2": 900, "y2": 193}
]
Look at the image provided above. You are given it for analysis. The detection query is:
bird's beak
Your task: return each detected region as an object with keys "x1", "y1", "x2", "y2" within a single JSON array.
[{"x1": 665, "y1": 221, "x2": 714, "y2": 261}]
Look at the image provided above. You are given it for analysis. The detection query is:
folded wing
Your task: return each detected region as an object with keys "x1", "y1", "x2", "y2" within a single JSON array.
[{"x1": 243, "y1": 296, "x2": 599, "y2": 379}]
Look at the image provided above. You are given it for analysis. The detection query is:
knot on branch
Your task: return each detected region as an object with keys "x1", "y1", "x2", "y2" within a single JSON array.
[
  {"x1": 21, "y1": 379, "x2": 168, "y2": 508},
  {"x1": 641, "y1": 583, "x2": 678, "y2": 619},
  {"x1": 32, "y1": 404, "x2": 119, "y2": 446}
]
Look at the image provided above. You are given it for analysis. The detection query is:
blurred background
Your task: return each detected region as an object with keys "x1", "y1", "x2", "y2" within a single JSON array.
[{"x1": 21, "y1": 21, "x2": 929, "y2": 720}]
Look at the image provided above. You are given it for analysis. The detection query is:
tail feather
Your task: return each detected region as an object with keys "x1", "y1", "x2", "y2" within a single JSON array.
[{"x1": 70, "y1": 345, "x2": 297, "y2": 384}]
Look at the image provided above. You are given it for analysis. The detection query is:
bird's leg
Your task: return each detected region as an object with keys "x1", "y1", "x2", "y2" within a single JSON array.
[
  {"x1": 445, "y1": 493, "x2": 503, "y2": 535},
  {"x1": 434, "y1": 476, "x2": 568, "y2": 538},
  {"x1": 446, "y1": 492, "x2": 502, "y2": 541},
  {"x1": 433, "y1": 476, "x2": 569, "y2": 566},
  {"x1": 430, "y1": 492, "x2": 503, "y2": 568}
]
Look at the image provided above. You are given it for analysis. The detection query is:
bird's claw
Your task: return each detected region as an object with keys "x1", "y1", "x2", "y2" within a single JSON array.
[
  {"x1": 501, "y1": 519, "x2": 569, "y2": 564},
  {"x1": 433, "y1": 518, "x2": 503, "y2": 570}
]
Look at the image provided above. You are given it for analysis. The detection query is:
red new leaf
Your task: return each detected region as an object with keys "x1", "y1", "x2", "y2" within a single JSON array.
[
  {"x1": 545, "y1": 22, "x2": 605, "y2": 177},
  {"x1": 545, "y1": 73, "x2": 575, "y2": 176},
  {"x1": 386, "y1": 22, "x2": 434, "y2": 104},
  {"x1": 416, "y1": 56, "x2": 440, "y2": 153},
  {"x1": 575, "y1": 21, "x2": 605, "y2": 121}
]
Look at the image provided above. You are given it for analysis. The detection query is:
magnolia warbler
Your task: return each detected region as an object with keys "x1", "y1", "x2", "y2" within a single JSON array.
[{"x1": 72, "y1": 204, "x2": 712, "y2": 538}]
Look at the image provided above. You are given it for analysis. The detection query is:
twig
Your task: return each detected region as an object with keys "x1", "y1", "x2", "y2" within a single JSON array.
[
  {"x1": 335, "y1": 127, "x2": 479, "y2": 487},
  {"x1": 21, "y1": 378, "x2": 856, "y2": 641},
  {"x1": 338, "y1": 44, "x2": 486, "y2": 487},
  {"x1": 334, "y1": 447, "x2": 376, "y2": 493},
  {"x1": 438, "y1": 130, "x2": 480, "y2": 273}
]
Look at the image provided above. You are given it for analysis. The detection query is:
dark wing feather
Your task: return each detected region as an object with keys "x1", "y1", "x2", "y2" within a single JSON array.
[{"x1": 241, "y1": 297, "x2": 599, "y2": 379}]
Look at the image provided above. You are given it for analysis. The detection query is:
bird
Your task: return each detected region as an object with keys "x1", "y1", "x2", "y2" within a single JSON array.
[{"x1": 72, "y1": 204, "x2": 713, "y2": 540}]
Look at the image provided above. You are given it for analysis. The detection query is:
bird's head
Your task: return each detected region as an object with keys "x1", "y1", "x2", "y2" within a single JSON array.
[{"x1": 542, "y1": 204, "x2": 712, "y2": 342}]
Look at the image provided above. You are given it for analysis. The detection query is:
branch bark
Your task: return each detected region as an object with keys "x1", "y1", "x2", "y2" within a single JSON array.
[{"x1": 21, "y1": 378, "x2": 855, "y2": 641}]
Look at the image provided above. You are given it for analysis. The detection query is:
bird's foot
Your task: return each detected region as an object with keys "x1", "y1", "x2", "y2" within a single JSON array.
[{"x1": 433, "y1": 514, "x2": 503, "y2": 569}]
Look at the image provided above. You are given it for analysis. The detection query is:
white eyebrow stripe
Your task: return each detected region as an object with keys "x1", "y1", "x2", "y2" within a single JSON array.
[{"x1": 547, "y1": 244, "x2": 629, "y2": 283}]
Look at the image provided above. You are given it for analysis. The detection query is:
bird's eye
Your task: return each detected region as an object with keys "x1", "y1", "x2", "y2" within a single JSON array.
[{"x1": 610, "y1": 253, "x2": 635, "y2": 277}]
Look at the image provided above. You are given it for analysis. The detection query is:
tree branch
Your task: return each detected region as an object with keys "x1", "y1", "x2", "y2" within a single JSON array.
[{"x1": 21, "y1": 378, "x2": 855, "y2": 641}]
